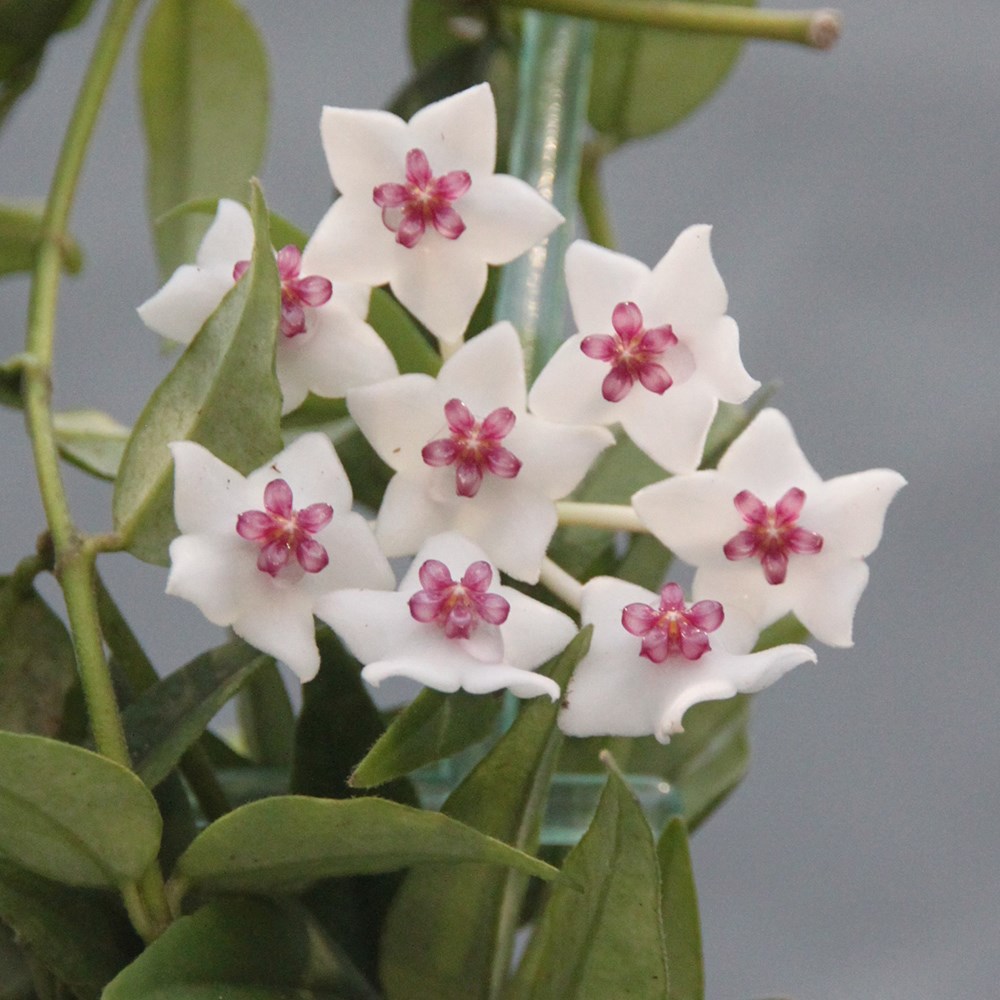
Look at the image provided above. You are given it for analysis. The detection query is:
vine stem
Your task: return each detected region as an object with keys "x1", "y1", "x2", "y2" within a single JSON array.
[
  {"x1": 20, "y1": 0, "x2": 171, "y2": 940},
  {"x1": 556, "y1": 501, "x2": 648, "y2": 533},
  {"x1": 539, "y1": 558, "x2": 584, "y2": 611},
  {"x1": 501, "y1": 0, "x2": 841, "y2": 49}
]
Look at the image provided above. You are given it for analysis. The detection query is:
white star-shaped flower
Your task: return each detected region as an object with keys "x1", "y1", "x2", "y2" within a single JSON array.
[
  {"x1": 167, "y1": 432, "x2": 394, "y2": 681},
  {"x1": 632, "y1": 408, "x2": 906, "y2": 646},
  {"x1": 347, "y1": 322, "x2": 614, "y2": 583},
  {"x1": 558, "y1": 576, "x2": 817, "y2": 743},
  {"x1": 317, "y1": 532, "x2": 576, "y2": 700},
  {"x1": 529, "y1": 228, "x2": 759, "y2": 473},
  {"x1": 137, "y1": 199, "x2": 398, "y2": 414},
  {"x1": 305, "y1": 82, "x2": 564, "y2": 344}
]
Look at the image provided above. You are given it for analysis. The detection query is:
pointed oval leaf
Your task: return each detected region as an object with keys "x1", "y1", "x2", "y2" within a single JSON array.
[
  {"x1": 112, "y1": 182, "x2": 282, "y2": 564},
  {"x1": 658, "y1": 818, "x2": 704, "y2": 1000},
  {"x1": 140, "y1": 0, "x2": 269, "y2": 277},
  {"x1": 52, "y1": 408, "x2": 130, "y2": 480},
  {"x1": 174, "y1": 795, "x2": 557, "y2": 894},
  {"x1": 368, "y1": 288, "x2": 441, "y2": 376},
  {"x1": 0, "y1": 732, "x2": 161, "y2": 887},
  {"x1": 589, "y1": 0, "x2": 755, "y2": 143},
  {"x1": 0, "y1": 201, "x2": 82, "y2": 276}
]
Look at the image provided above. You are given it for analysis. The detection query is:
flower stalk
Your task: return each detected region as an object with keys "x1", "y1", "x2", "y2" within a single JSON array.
[{"x1": 557, "y1": 501, "x2": 648, "y2": 533}]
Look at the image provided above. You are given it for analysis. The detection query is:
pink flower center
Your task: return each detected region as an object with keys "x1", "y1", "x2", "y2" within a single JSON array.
[
  {"x1": 580, "y1": 301, "x2": 678, "y2": 403},
  {"x1": 408, "y1": 559, "x2": 510, "y2": 639},
  {"x1": 723, "y1": 487, "x2": 824, "y2": 585},
  {"x1": 235, "y1": 478, "x2": 333, "y2": 577},
  {"x1": 233, "y1": 245, "x2": 333, "y2": 339},
  {"x1": 421, "y1": 398, "x2": 523, "y2": 498},
  {"x1": 373, "y1": 148, "x2": 471, "y2": 249},
  {"x1": 621, "y1": 582, "x2": 724, "y2": 663}
]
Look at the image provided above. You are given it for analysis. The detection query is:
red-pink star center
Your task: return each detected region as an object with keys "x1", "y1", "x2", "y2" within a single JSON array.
[
  {"x1": 621, "y1": 582, "x2": 724, "y2": 663},
  {"x1": 234, "y1": 245, "x2": 333, "y2": 339},
  {"x1": 723, "y1": 487, "x2": 824, "y2": 585},
  {"x1": 236, "y1": 478, "x2": 333, "y2": 577},
  {"x1": 408, "y1": 559, "x2": 510, "y2": 639},
  {"x1": 373, "y1": 148, "x2": 471, "y2": 249},
  {"x1": 421, "y1": 398, "x2": 523, "y2": 498},
  {"x1": 580, "y1": 301, "x2": 678, "y2": 403}
]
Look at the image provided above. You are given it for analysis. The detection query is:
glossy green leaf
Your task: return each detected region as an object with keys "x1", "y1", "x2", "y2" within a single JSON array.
[
  {"x1": 0, "y1": 732, "x2": 161, "y2": 887},
  {"x1": 0, "y1": 202, "x2": 82, "y2": 276},
  {"x1": 112, "y1": 182, "x2": 282, "y2": 564},
  {"x1": 380, "y1": 629, "x2": 590, "y2": 1000},
  {"x1": 174, "y1": 795, "x2": 556, "y2": 895},
  {"x1": 103, "y1": 896, "x2": 378, "y2": 1000},
  {"x1": 236, "y1": 661, "x2": 295, "y2": 769},
  {"x1": 507, "y1": 760, "x2": 669, "y2": 999},
  {"x1": 140, "y1": 0, "x2": 269, "y2": 277},
  {"x1": 589, "y1": 0, "x2": 755, "y2": 143},
  {"x1": 0, "y1": 577, "x2": 76, "y2": 737},
  {"x1": 0, "y1": 859, "x2": 139, "y2": 1000},
  {"x1": 51, "y1": 408, "x2": 130, "y2": 480},
  {"x1": 350, "y1": 688, "x2": 504, "y2": 790},
  {"x1": 659, "y1": 819, "x2": 704, "y2": 1000},
  {"x1": 368, "y1": 287, "x2": 441, "y2": 376},
  {"x1": 121, "y1": 639, "x2": 271, "y2": 789}
]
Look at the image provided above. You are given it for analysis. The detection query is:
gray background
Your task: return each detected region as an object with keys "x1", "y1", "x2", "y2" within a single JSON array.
[{"x1": 1, "y1": 2, "x2": 997, "y2": 997}]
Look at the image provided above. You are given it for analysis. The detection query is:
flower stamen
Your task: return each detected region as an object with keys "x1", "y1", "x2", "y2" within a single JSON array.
[
  {"x1": 408, "y1": 559, "x2": 510, "y2": 639},
  {"x1": 622, "y1": 582, "x2": 724, "y2": 663}
]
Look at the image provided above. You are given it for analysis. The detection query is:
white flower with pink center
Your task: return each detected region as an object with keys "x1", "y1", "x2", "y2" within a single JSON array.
[
  {"x1": 317, "y1": 533, "x2": 576, "y2": 700},
  {"x1": 346, "y1": 322, "x2": 614, "y2": 583},
  {"x1": 137, "y1": 199, "x2": 398, "y2": 414},
  {"x1": 529, "y1": 228, "x2": 760, "y2": 473},
  {"x1": 558, "y1": 576, "x2": 817, "y2": 744},
  {"x1": 166, "y1": 432, "x2": 394, "y2": 681},
  {"x1": 305, "y1": 83, "x2": 564, "y2": 345},
  {"x1": 632, "y1": 408, "x2": 906, "y2": 647}
]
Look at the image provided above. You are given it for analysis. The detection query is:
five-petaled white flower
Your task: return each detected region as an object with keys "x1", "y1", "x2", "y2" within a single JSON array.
[
  {"x1": 529, "y1": 228, "x2": 759, "y2": 473},
  {"x1": 317, "y1": 532, "x2": 576, "y2": 700},
  {"x1": 558, "y1": 576, "x2": 816, "y2": 743},
  {"x1": 305, "y1": 82, "x2": 564, "y2": 344},
  {"x1": 167, "y1": 432, "x2": 394, "y2": 681},
  {"x1": 347, "y1": 322, "x2": 614, "y2": 583},
  {"x1": 632, "y1": 408, "x2": 906, "y2": 647},
  {"x1": 137, "y1": 199, "x2": 398, "y2": 414}
]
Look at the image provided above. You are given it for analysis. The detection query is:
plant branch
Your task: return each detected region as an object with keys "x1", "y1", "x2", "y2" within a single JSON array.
[{"x1": 557, "y1": 501, "x2": 648, "y2": 533}]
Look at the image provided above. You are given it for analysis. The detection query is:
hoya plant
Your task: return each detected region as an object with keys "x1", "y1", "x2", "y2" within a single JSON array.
[{"x1": 0, "y1": 2, "x2": 901, "y2": 998}]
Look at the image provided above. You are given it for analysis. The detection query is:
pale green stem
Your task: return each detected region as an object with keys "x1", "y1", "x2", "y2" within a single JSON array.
[
  {"x1": 556, "y1": 501, "x2": 648, "y2": 533},
  {"x1": 539, "y1": 557, "x2": 584, "y2": 611},
  {"x1": 578, "y1": 139, "x2": 617, "y2": 249},
  {"x1": 439, "y1": 337, "x2": 462, "y2": 362},
  {"x1": 501, "y1": 0, "x2": 842, "y2": 48}
]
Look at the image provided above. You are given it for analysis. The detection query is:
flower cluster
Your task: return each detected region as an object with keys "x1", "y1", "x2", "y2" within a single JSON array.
[{"x1": 151, "y1": 84, "x2": 902, "y2": 741}]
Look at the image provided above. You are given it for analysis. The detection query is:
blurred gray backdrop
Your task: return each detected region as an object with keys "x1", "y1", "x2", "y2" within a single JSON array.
[{"x1": 1, "y1": 2, "x2": 997, "y2": 997}]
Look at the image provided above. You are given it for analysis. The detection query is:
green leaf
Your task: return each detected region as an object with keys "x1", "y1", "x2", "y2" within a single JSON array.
[
  {"x1": 349, "y1": 688, "x2": 504, "y2": 790},
  {"x1": 0, "y1": 354, "x2": 22, "y2": 409},
  {"x1": 380, "y1": 629, "x2": 590, "y2": 1000},
  {"x1": 102, "y1": 896, "x2": 378, "y2": 1000},
  {"x1": 0, "y1": 578, "x2": 76, "y2": 737},
  {"x1": 121, "y1": 639, "x2": 271, "y2": 789},
  {"x1": 0, "y1": 732, "x2": 161, "y2": 888},
  {"x1": 368, "y1": 288, "x2": 441, "y2": 376},
  {"x1": 174, "y1": 795, "x2": 557, "y2": 895},
  {"x1": 0, "y1": 859, "x2": 139, "y2": 1000},
  {"x1": 154, "y1": 195, "x2": 310, "y2": 254},
  {"x1": 140, "y1": 0, "x2": 269, "y2": 278},
  {"x1": 0, "y1": 202, "x2": 82, "y2": 276},
  {"x1": 589, "y1": 0, "x2": 755, "y2": 144},
  {"x1": 658, "y1": 819, "x2": 704, "y2": 1000},
  {"x1": 507, "y1": 759, "x2": 669, "y2": 999},
  {"x1": 112, "y1": 181, "x2": 282, "y2": 564},
  {"x1": 51, "y1": 409, "x2": 130, "y2": 480},
  {"x1": 236, "y1": 660, "x2": 295, "y2": 769}
]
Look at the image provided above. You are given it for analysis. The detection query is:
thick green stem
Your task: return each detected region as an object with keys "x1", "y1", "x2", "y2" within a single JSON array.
[
  {"x1": 557, "y1": 501, "x2": 649, "y2": 533},
  {"x1": 501, "y1": 0, "x2": 841, "y2": 48}
]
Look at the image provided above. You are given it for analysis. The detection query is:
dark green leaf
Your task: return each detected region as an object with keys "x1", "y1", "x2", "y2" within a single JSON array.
[
  {"x1": 236, "y1": 660, "x2": 295, "y2": 769},
  {"x1": 0, "y1": 355, "x2": 22, "y2": 408},
  {"x1": 112, "y1": 182, "x2": 282, "y2": 564},
  {"x1": 0, "y1": 577, "x2": 76, "y2": 737},
  {"x1": 328, "y1": 421, "x2": 394, "y2": 513},
  {"x1": 0, "y1": 732, "x2": 161, "y2": 888},
  {"x1": 51, "y1": 409, "x2": 130, "y2": 480},
  {"x1": 380, "y1": 629, "x2": 590, "y2": 1000},
  {"x1": 408, "y1": 0, "x2": 491, "y2": 69},
  {"x1": 589, "y1": 0, "x2": 755, "y2": 143},
  {"x1": 0, "y1": 859, "x2": 139, "y2": 1000},
  {"x1": 349, "y1": 688, "x2": 504, "y2": 790},
  {"x1": 140, "y1": 0, "x2": 269, "y2": 277},
  {"x1": 507, "y1": 759, "x2": 669, "y2": 999},
  {"x1": 121, "y1": 638, "x2": 271, "y2": 789},
  {"x1": 0, "y1": 202, "x2": 82, "y2": 276},
  {"x1": 658, "y1": 819, "x2": 704, "y2": 1000},
  {"x1": 367, "y1": 288, "x2": 440, "y2": 376},
  {"x1": 102, "y1": 896, "x2": 378, "y2": 1000},
  {"x1": 174, "y1": 795, "x2": 557, "y2": 895}
]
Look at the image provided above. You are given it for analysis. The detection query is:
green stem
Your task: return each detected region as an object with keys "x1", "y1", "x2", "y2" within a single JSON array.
[
  {"x1": 539, "y1": 557, "x2": 584, "y2": 611},
  {"x1": 578, "y1": 140, "x2": 617, "y2": 248},
  {"x1": 556, "y1": 501, "x2": 649, "y2": 533},
  {"x1": 501, "y1": 0, "x2": 841, "y2": 48}
]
